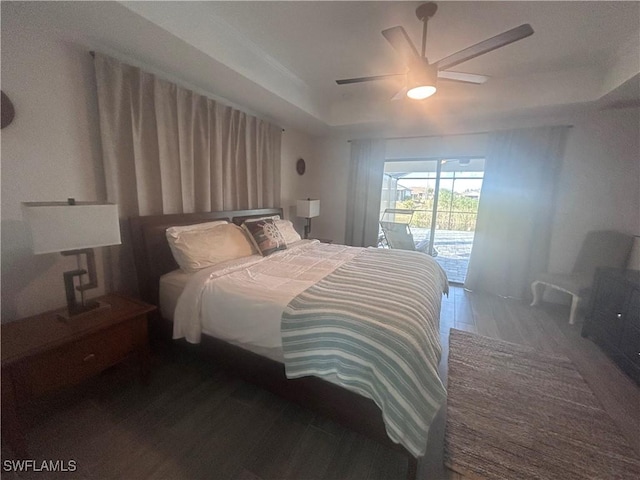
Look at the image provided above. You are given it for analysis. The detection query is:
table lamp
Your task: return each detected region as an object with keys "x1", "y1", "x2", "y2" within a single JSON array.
[
  {"x1": 296, "y1": 198, "x2": 320, "y2": 239},
  {"x1": 22, "y1": 199, "x2": 122, "y2": 319}
]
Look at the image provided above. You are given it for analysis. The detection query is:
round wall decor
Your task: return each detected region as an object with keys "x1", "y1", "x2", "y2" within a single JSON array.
[
  {"x1": 1, "y1": 91, "x2": 15, "y2": 129},
  {"x1": 296, "y1": 158, "x2": 306, "y2": 175}
]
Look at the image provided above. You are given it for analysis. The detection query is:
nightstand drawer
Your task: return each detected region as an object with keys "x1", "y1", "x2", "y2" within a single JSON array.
[{"x1": 23, "y1": 320, "x2": 135, "y2": 396}]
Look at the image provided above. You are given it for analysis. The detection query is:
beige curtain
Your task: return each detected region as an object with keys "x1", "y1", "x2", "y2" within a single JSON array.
[
  {"x1": 345, "y1": 139, "x2": 386, "y2": 247},
  {"x1": 464, "y1": 126, "x2": 569, "y2": 299},
  {"x1": 94, "y1": 53, "x2": 281, "y2": 293}
]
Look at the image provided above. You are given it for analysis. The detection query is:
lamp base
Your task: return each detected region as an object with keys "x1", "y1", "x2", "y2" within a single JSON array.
[
  {"x1": 60, "y1": 248, "x2": 103, "y2": 320},
  {"x1": 57, "y1": 301, "x2": 111, "y2": 322},
  {"x1": 304, "y1": 217, "x2": 311, "y2": 239}
]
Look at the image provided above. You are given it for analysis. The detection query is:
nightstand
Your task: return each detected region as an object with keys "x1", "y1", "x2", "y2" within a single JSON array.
[{"x1": 1, "y1": 294, "x2": 156, "y2": 456}]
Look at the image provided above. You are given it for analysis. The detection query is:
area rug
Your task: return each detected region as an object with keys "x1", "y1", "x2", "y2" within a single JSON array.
[{"x1": 444, "y1": 329, "x2": 640, "y2": 480}]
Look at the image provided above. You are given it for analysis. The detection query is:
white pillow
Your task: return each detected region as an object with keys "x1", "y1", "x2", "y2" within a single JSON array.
[
  {"x1": 166, "y1": 220, "x2": 228, "y2": 237},
  {"x1": 275, "y1": 219, "x2": 302, "y2": 245},
  {"x1": 166, "y1": 223, "x2": 256, "y2": 272}
]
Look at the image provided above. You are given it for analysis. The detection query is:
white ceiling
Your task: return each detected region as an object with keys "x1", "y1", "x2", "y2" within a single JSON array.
[
  {"x1": 205, "y1": 1, "x2": 635, "y2": 95},
  {"x1": 120, "y1": 1, "x2": 640, "y2": 134},
  {"x1": 13, "y1": 1, "x2": 639, "y2": 136}
]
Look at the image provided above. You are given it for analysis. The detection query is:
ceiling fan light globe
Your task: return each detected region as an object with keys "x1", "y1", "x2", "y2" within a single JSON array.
[{"x1": 407, "y1": 85, "x2": 437, "y2": 99}]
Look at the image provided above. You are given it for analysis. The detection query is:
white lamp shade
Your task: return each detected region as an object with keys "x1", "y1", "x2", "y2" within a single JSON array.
[
  {"x1": 296, "y1": 199, "x2": 320, "y2": 218},
  {"x1": 22, "y1": 202, "x2": 122, "y2": 254}
]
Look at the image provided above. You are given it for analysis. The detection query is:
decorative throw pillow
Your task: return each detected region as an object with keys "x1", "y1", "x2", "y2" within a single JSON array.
[
  {"x1": 275, "y1": 219, "x2": 302, "y2": 245},
  {"x1": 167, "y1": 223, "x2": 256, "y2": 272},
  {"x1": 242, "y1": 219, "x2": 287, "y2": 256}
]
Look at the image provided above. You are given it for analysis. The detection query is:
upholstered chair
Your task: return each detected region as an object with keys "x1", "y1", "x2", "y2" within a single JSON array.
[{"x1": 530, "y1": 230, "x2": 634, "y2": 324}]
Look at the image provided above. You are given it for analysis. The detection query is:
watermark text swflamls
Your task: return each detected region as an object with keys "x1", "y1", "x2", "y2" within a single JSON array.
[{"x1": 3, "y1": 459, "x2": 77, "y2": 473}]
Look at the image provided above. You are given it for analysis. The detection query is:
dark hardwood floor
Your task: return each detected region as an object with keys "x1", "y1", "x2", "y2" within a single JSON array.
[{"x1": 2, "y1": 286, "x2": 639, "y2": 479}]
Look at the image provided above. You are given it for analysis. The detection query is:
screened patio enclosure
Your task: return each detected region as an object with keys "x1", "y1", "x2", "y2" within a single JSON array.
[{"x1": 380, "y1": 158, "x2": 485, "y2": 284}]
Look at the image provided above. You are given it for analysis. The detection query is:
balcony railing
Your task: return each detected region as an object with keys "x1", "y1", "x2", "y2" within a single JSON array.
[{"x1": 388, "y1": 209, "x2": 479, "y2": 232}]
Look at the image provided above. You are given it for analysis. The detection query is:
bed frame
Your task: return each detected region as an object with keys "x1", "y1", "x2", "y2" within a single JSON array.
[{"x1": 129, "y1": 208, "x2": 421, "y2": 479}]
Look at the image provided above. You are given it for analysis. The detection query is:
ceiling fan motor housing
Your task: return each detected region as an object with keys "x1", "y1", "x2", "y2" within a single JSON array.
[
  {"x1": 408, "y1": 59, "x2": 437, "y2": 87},
  {"x1": 416, "y1": 2, "x2": 438, "y2": 21}
]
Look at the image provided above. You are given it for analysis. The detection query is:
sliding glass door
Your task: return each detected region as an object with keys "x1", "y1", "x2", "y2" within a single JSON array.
[{"x1": 380, "y1": 158, "x2": 485, "y2": 284}]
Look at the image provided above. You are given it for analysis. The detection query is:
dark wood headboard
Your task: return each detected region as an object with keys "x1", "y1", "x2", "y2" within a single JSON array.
[{"x1": 129, "y1": 208, "x2": 283, "y2": 306}]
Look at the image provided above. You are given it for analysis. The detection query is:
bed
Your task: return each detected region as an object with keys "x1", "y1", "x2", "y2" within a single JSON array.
[{"x1": 129, "y1": 208, "x2": 448, "y2": 479}]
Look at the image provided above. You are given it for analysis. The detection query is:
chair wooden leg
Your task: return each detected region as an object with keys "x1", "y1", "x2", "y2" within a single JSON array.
[
  {"x1": 530, "y1": 281, "x2": 544, "y2": 307},
  {"x1": 569, "y1": 295, "x2": 580, "y2": 325}
]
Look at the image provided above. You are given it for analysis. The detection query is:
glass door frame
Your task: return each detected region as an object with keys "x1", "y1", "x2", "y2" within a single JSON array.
[
  {"x1": 426, "y1": 159, "x2": 443, "y2": 257},
  {"x1": 380, "y1": 155, "x2": 486, "y2": 280}
]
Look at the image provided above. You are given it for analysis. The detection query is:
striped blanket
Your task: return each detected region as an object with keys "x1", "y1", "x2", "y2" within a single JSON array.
[{"x1": 281, "y1": 247, "x2": 448, "y2": 457}]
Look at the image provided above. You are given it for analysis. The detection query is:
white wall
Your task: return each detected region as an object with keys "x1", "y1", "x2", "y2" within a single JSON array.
[
  {"x1": 311, "y1": 133, "x2": 351, "y2": 243},
  {"x1": 280, "y1": 129, "x2": 318, "y2": 235},
  {"x1": 1, "y1": 5, "x2": 107, "y2": 321},
  {"x1": 548, "y1": 106, "x2": 640, "y2": 273},
  {"x1": 386, "y1": 135, "x2": 489, "y2": 160}
]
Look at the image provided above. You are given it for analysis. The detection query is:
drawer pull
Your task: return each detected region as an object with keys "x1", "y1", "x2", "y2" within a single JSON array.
[
  {"x1": 83, "y1": 353, "x2": 96, "y2": 362},
  {"x1": 616, "y1": 313, "x2": 622, "y2": 319}
]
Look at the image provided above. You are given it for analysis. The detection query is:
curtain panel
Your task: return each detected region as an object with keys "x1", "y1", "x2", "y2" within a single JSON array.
[
  {"x1": 464, "y1": 126, "x2": 569, "y2": 299},
  {"x1": 94, "y1": 53, "x2": 281, "y2": 293},
  {"x1": 345, "y1": 139, "x2": 386, "y2": 247}
]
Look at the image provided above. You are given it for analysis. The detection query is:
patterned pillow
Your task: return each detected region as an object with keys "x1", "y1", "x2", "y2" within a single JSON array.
[
  {"x1": 242, "y1": 219, "x2": 287, "y2": 256},
  {"x1": 275, "y1": 219, "x2": 302, "y2": 245}
]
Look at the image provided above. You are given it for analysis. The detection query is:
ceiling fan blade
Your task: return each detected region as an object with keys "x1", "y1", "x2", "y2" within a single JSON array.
[
  {"x1": 391, "y1": 87, "x2": 408, "y2": 101},
  {"x1": 382, "y1": 26, "x2": 420, "y2": 64},
  {"x1": 436, "y1": 24, "x2": 534, "y2": 71},
  {"x1": 437, "y1": 71, "x2": 488, "y2": 84},
  {"x1": 336, "y1": 73, "x2": 403, "y2": 85}
]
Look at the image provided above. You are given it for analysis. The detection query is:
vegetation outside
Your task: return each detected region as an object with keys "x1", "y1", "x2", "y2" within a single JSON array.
[{"x1": 395, "y1": 188, "x2": 480, "y2": 231}]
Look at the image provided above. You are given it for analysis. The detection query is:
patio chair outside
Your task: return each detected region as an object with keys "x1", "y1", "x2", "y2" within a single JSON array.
[
  {"x1": 530, "y1": 230, "x2": 634, "y2": 324},
  {"x1": 379, "y1": 208, "x2": 432, "y2": 254}
]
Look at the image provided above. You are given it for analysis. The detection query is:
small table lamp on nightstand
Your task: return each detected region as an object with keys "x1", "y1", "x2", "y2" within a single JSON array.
[
  {"x1": 296, "y1": 198, "x2": 320, "y2": 239},
  {"x1": 22, "y1": 199, "x2": 122, "y2": 319}
]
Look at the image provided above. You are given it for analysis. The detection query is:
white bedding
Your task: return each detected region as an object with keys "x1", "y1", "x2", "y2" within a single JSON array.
[
  {"x1": 170, "y1": 240, "x2": 362, "y2": 361},
  {"x1": 159, "y1": 269, "x2": 192, "y2": 321}
]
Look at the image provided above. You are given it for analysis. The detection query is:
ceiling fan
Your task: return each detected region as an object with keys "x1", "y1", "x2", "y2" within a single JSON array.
[{"x1": 336, "y1": 2, "x2": 534, "y2": 100}]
